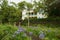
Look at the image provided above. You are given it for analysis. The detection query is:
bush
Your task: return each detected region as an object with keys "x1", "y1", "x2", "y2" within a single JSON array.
[{"x1": 0, "y1": 24, "x2": 18, "y2": 40}]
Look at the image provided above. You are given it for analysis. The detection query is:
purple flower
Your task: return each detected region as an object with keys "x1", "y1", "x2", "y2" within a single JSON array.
[
  {"x1": 19, "y1": 27, "x2": 24, "y2": 30},
  {"x1": 13, "y1": 30, "x2": 22, "y2": 35},
  {"x1": 47, "y1": 30, "x2": 51, "y2": 32},
  {"x1": 12, "y1": 27, "x2": 25, "y2": 37},
  {"x1": 18, "y1": 29, "x2": 24, "y2": 32},
  {"x1": 29, "y1": 32, "x2": 33, "y2": 36},
  {"x1": 39, "y1": 31, "x2": 45, "y2": 39},
  {"x1": 39, "y1": 33, "x2": 45, "y2": 39}
]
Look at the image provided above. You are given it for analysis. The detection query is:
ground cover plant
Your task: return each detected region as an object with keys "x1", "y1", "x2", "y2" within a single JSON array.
[{"x1": 0, "y1": 24, "x2": 60, "y2": 40}]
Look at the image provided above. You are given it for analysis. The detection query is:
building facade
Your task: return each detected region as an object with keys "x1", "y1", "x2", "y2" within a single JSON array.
[{"x1": 22, "y1": 9, "x2": 47, "y2": 20}]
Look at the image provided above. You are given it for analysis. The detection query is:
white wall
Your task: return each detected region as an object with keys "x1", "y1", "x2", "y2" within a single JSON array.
[{"x1": 22, "y1": 9, "x2": 47, "y2": 20}]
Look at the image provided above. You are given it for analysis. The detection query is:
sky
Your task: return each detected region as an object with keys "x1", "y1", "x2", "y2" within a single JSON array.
[
  {"x1": 8, "y1": 0, "x2": 42, "y2": 4},
  {"x1": 8, "y1": 0, "x2": 32, "y2": 4}
]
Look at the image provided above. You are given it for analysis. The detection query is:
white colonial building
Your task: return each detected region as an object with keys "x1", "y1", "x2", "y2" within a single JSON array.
[{"x1": 22, "y1": 9, "x2": 47, "y2": 20}]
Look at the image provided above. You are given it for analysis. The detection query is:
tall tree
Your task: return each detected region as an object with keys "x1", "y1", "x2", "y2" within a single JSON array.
[
  {"x1": 0, "y1": 0, "x2": 9, "y2": 23},
  {"x1": 17, "y1": 1, "x2": 26, "y2": 20},
  {"x1": 18, "y1": 1, "x2": 26, "y2": 10},
  {"x1": 0, "y1": 0, "x2": 22, "y2": 23},
  {"x1": 25, "y1": 2, "x2": 33, "y2": 11},
  {"x1": 45, "y1": 0, "x2": 60, "y2": 17},
  {"x1": 33, "y1": 0, "x2": 45, "y2": 14}
]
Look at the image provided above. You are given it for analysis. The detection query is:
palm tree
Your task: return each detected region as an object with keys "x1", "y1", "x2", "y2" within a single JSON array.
[{"x1": 25, "y1": 2, "x2": 33, "y2": 27}]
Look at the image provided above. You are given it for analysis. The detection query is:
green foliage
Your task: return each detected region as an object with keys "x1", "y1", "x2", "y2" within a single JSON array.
[
  {"x1": 18, "y1": 1, "x2": 26, "y2": 10},
  {"x1": 0, "y1": 24, "x2": 18, "y2": 40},
  {"x1": 0, "y1": 0, "x2": 22, "y2": 23},
  {"x1": 25, "y1": 2, "x2": 33, "y2": 10},
  {"x1": 0, "y1": 0, "x2": 60, "y2": 24},
  {"x1": 45, "y1": 0, "x2": 60, "y2": 17},
  {"x1": 23, "y1": 26, "x2": 60, "y2": 40},
  {"x1": 0, "y1": 24, "x2": 31, "y2": 40},
  {"x1": 0, "y1": 24, "x2": 60, "y2": 40}
]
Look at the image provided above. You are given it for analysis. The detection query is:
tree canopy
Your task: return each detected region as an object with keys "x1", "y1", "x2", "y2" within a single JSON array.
[{"x1": 0, "y1": 0, "x2": 60, "y2": 23}]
